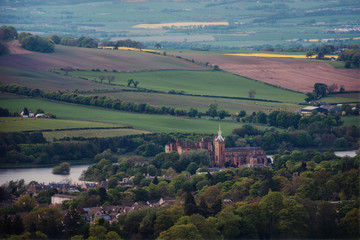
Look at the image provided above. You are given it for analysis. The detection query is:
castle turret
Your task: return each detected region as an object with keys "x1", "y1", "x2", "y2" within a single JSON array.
[{"x1": 213, "y1": 125, "x2": 225, "y2": 167}]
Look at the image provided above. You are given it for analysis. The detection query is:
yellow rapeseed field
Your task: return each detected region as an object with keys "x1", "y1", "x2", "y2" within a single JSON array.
[
  {"x1": 133, "y1": 22, "x2": 229, "y2": 29},
  {"x1": 225, "y1": 53, "x2": 337, "y2": 59}
]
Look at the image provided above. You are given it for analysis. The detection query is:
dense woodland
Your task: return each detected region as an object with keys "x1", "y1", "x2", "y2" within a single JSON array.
[{"x1": 0, "y1": 149, "x2": 359, "y2": 239}]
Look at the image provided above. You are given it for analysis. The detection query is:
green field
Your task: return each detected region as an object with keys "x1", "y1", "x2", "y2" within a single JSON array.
[
  {"x1": 66, "y1": 70, "x2": 305, "y2": 103},
  {"x1": 342, "y1": 116, "x2": 360, "y2": 127},
  {"x1": 0, "y1": 117, "x2": 125, "y2": 132},
  {"x1": 0, "y1": 97, "x2": 263, "y2": 135},
  {"x1": 86, "y1": 90, "x2": 300, "y2": 113},
  {"x1": 42, "y1": 128, "x2": 150, "y2": 141}
]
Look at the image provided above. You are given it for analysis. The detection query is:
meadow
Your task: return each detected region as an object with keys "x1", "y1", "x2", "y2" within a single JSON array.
[
  {"x1": 0, "y1": 97, "x2": 263, "y2": 135},
  {"x1": 66, "y1": 70, "x2": 305, "y2": 103}
]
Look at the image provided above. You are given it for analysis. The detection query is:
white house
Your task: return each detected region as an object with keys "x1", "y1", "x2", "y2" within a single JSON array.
[{"x1": 51, "y1": 194, "x2": 76, "y2": 205}]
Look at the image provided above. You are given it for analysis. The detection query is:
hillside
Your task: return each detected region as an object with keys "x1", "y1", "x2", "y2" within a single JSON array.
[{"x1": 0, "y1": 41, "x2": 207, "y2": 91}]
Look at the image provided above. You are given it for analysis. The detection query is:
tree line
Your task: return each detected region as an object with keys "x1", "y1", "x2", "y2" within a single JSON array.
[
  {"x1": 100, "y1": 39, "x2": 144, "y2": 49},
  {"x1": 0, "y1": 83, "x2": 200, "y2": 117}
]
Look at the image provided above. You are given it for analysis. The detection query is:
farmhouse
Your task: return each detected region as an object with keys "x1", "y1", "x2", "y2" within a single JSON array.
[
  {"x1": 165, "y1": 127, "x2": 269, "y2": 168},
  {"x1": 51, "y1": 194, "x2": 76, "y2": 205}
]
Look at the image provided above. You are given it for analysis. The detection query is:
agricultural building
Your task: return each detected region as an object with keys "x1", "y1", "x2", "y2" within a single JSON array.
[
  {"x1": 301, "y1": 105, "x2": 340, "y2": 115},
  {"x1": 165, "y1": 127, "x2": 269, "y2": 168}
]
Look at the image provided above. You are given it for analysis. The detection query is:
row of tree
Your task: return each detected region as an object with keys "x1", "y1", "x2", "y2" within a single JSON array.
[{"x1": 100, "y1": 39, "x2": 144, "y2": 49}]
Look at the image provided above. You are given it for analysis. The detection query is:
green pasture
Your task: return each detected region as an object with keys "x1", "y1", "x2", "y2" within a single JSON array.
[
  {"x1": 87, "y1": 90, "x2": 300, "y2": 113},
  {"x1": 0, "y1": 117, "x2": 125, "y2": 132},
  {"x1": 321, "y1": 97, "x2": 359, "y2": 104},
  {"x1": 0, "y1": 97, "x2": 262, "y2": 135},
  {"x1": 66, "y1": 70, "x2": 305, "y2": 103},
  {"x1": 42, "y1": 128, "x2": 150, "y2": 141},
  {"x1": 322, "y1": 92, "x2": 359, "y2": 104}
]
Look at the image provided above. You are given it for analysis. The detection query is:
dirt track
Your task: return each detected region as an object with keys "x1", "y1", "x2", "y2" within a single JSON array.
[{"x1": 175, "y1": 52, "x2": 360, "y2": 93}]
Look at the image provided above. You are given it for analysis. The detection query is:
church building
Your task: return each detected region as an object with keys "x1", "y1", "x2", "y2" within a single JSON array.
[{"x1": 165, "y1": 127, "x2": 270, "y2": 168}]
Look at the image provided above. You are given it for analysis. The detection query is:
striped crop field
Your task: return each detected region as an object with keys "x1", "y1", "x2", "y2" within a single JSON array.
[
  {"x1": 133, "y1": 22, "x2": 229, "y2": 29},
  {"x1": 225, "y1": 53, "x2": 338, "y2": 59}
]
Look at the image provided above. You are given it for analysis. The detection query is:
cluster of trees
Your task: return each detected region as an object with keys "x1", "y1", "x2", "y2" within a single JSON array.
[
  {"x1": 127, "y1": 79, "x2": 139, "y2": 88},
  {"x1": 227, "y1": 117, "x2": 358, "y2": 151},
  {"x1": 18, "y1": 32, "x2": 55, "y2": 53},
  {"x1": 3, "y1": 150, "x2": 358, "y2": 239},
  {"x1": 0, "y1": 107, "x2": 12, "y2": 117},
  {"x1": 60, "y1": 36, "x2": 98, "y2": 48},
  {"x1": 206, "y1": 103, "x2": 228, "y2": 119},
  {"x1": 305, "y1": 82, "x2": 346, "y2": 101},
  {"x1": 100, "y1": 39, "x2": 144, "y2": 49},
  {"x1": 0, "y1": 25, "x2": 17, "y2": 41},
  {"x1": 338, "y1": 47, "x2": 360, "y2": 68},
  {"x1": 52, "y1": 162, "x2": 70, "y2": 175}
]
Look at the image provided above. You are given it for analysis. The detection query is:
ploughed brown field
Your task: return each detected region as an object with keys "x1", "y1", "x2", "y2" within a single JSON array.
[
  {"x1": 174, "y1": 52, "x2": 360, "y2": 93},
  {"x1": 0, "y1": 41, "x2": 206, "y2": 91}
]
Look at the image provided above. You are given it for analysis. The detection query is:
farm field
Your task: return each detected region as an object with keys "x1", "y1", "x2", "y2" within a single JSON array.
[
  {"x1": 0, "y1": 117, "x2": 125, "y2": 133},
  {"x1": 66, "y1": 70, "x2": 305, "y2": 103},
  {"x1": 42, "y1": 128, "x2": 150, "y2": 141},
  {"x1": 171, "y1": 51, "x2": 360, "y2": 93},
  {"x1": 87, "y1": 90, "x2": 300, "y2": 113},
  {"x1": 0, "y1": 96, "x2": 261, "y2": 135}
]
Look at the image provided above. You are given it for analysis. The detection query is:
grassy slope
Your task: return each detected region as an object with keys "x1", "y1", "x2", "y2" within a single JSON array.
[
  {"x1": 0, "y1": 97, "x2": 260, "y2": 135},
  {"x1": 68, "y1": 70, "x2": 305, "y2": 102}
]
